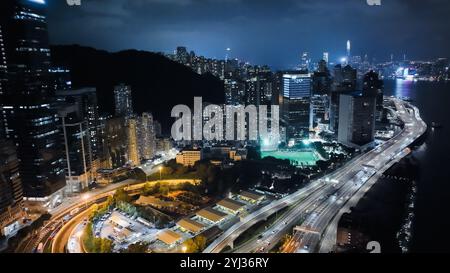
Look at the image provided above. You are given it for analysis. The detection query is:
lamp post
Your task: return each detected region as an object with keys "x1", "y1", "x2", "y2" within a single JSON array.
[
  {"x1": 159, "y1": 166, "x2": 162, "y2": 181},
  {"x1": 82, "y1": 193, "x2": 90, "y2": 209}
]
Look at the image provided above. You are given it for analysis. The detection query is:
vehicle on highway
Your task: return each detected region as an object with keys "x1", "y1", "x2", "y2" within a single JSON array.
[
  {"x1": 70, "y1": 208, "x2": 80, "y2": 216},
  {"x1": 36, "y1": 243, "x2": 44, "y2": 253}
]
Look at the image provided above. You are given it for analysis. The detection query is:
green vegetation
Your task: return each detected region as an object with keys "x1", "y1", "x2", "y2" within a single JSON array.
[
  {"x1": 89, "y1": 196, "x2": 115, "y2": 221},
  {"x1": 141, "y1": 181, "x2": 197, "y2": 196},
  {"x1": 82, "y1": 222, "x2": 113, "y2": 253},
  {"x1": 183, "y1": 235, "x2": 207, "y2": 253},
  {"x1": 114, "y1": 188, "x2": 132, "y2": 203},
  {"x1": 120, "y1": 242, "x2": 149, "y2": 253}
]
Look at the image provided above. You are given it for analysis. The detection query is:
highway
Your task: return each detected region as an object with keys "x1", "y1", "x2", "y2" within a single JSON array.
[
  {"x1": 204, "y1": 98, "x2": 427, "y2": 253},
  {"x1": 17, "y1": 154, "x2": 173, "y2": 253}
]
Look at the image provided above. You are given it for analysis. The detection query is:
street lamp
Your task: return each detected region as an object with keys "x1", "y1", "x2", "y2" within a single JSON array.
[
  {"x1": 82, "y1": 193, "x2": 90, "y2": 209},
  {"x1": 159, "y1": 166, "x2": 162, "y2": 181},
  {"x1": 182, "y1": 246, "x2": 187, "y2": 253}
]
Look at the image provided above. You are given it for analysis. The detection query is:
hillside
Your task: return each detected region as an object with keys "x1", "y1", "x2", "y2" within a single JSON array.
[{"x1": 50, "y1": 45, "x2": 225, "y2": 133}]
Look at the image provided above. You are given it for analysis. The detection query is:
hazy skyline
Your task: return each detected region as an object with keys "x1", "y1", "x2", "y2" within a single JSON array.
[{"x1": 47, "y1": 0, "x2": 450, "y2": 69}]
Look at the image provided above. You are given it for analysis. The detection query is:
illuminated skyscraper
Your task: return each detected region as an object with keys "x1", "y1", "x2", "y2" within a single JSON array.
[
  {"x1": 58, "y1": 106, "x2": 93, "y2": 193},
  {"x1": 0, "y1": 0, "x2": 65, "y2": 203},
  {"x1": 0, "y1": 136, "x2": 24, "y2": 237},
  {"x1": 323, "y1": 52, "x2": 329, "y2": 66},
  {"x1": 225, "y1": 78, "x2": 245, "y2": 105},
  {"x1": 300, "y1": 52, "x2": 311, "y2": 71},
  {"x1": 281, "y1": 72, "x2": 313, "y2": 139},
  {"x1": 329, "y1": 64, "x2": 357, "y2": 133},
  {"x1": 137, "y1": 113, "x2": 156, "y2": 160},
  {"x1": 347, "y1": 40, "x2": 351, "y2": 60},
  {"x1": 114, "y1": 84, "x2": 133, "y2": 118},
  {"x1": 127, "y1": 117, "x2": 140, "y2": 166}
]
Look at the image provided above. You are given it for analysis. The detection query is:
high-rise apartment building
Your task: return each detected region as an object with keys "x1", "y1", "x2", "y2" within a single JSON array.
[{"x1": 114, "y1": 84, "x2": 133, "y2": 118}]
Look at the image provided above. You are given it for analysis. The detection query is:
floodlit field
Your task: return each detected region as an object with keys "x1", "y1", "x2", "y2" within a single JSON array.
[{"x1": 261, "y1": 150, "x2": 320, "y2": 166}]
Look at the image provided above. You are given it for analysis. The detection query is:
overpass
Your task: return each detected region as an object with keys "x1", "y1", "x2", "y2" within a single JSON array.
[{"x1": 204, "y1": 98, "x2": 427, "y2": 253}]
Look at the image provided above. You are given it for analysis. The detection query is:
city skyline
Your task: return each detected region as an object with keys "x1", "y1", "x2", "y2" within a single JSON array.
[
  {"x1": 47, "y1": 0, "x2": 450, "y2": 69},
  {"x1": 1, "y1": 0, "x2": 449, "y2": 258}
]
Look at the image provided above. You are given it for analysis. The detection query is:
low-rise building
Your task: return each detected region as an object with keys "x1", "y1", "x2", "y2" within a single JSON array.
[
  {"x1": 229, "y1": 149, "x2": 247, "y2": 161},
  {"x1": 196, "y1": 207, "x2": 227, "y2": 224},
  {"x1": 177, "y1": 218, "x2": 206, "y2": 234},
  {"x1": 216, "y1": 198, "x2": 246, "y2": 215},
  {"x1": 157, "y1": 230, "x2": 183, "y2": 246},
  {"x1": 238, "y1": 190, "x2": 265, "y2": 204},
  {"x1": 176, "y1": 149, "x2": 202, "y2": 167}
]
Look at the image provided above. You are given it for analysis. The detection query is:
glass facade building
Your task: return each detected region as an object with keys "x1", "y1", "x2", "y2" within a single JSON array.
[{"x1": 0, "y1": 0, "x2": 65, "y2": 200}]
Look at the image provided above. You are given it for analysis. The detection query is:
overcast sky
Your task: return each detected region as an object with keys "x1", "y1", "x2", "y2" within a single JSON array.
[{"x1": 46, "y1": 0, "x2": 450, "y2": 69}]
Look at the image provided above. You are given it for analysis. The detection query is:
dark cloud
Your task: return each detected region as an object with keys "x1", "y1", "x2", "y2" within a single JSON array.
[{"x1": 46, "y1": 0, "x2": 450, "y2": 69}]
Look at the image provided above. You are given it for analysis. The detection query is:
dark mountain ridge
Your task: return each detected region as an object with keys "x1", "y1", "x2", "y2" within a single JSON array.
[{"x1": 50, "y1": 45, "x2": 224, "y2": 133}]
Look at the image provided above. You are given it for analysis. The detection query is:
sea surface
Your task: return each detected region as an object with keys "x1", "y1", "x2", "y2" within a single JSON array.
[{"x1": 383, "y1": 79, "x2": 450, "y2": 252}]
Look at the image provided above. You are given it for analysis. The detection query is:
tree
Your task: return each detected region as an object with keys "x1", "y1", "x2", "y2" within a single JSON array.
[
  {"x1": 183, "y1": 235, "x2": 207, "y2": 253},
  {"x1": 193, "y1": 235, "x2": 207, "y2": 252},
  {"x1": 121, "y1": 243, "x2": 149, "y2": 253},
  {"x1": 114, "y1": 188, "x2": 131, "y2": 203},
  {"x1": 89, "y1": 204, "x2": 100, "y2": 220},
  {"x1": 100, "y1": 238, "x2": 113, "y2": 253}
]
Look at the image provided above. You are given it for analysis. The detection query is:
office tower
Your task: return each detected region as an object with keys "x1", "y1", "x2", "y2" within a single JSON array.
[
  {"x1": 347, "y1": 40, "x2": 351, "y2": 60},
  {"x1": 0, "y1": 24, "x2": 6, "y2": 96},
  {"x1": 338, "y1": 93, "x2": 376, "y2": 147},
  {"x1": 0, "y1": 0, "x2": 66, "y2": 203},
  {"x1": 49, "y1": 67, "x2": 72, "y2": 91},
  {"x1": 323, "y1": 52, "x2": 329, "y2": 66},
  {"x1": 333, "y1": 64, "x2": 357, "y2": 91},
  {"x1": 0, "y1": 136, "x2": 24, "y2": 237},
  {"x1": 127, "y1": 117, "x2": 140, "y2": 167},
  {"x1": 58, "y1": 106, "x2": 93, "y2": 193},
  {"x1": 300, "y1": 52, "x2": 311, "y2": 71},
  {"x1": 329, "y1": 64, "x2": 358, "y2": 132},
  {"x1": 313, "y1": 60, "x2": 332, "y2": 96},
  {"x1": 56, "y1": 88, "x2": 101, "y2": 167},
  {"x1": 281, "y1": 72, "x2": 313, "y2": 139},
  {"x1": 311, "y1": 95, "x2": 329, "y2": 127},
  {"x1": 225, "y1": 78, "x2": 245, "y2": 105},
  {"x1": 114, "y1": 84, "x2": 133, "y2": 118},
  {"x1": 363, "y1": 71, "x2": 384, "y2": 109},
  {"x1": 137, "y1": 113, "x2": 156, "y2": 160}
]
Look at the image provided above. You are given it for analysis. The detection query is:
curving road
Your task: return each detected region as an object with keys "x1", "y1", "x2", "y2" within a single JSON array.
[{"x1": 204, "y1": 98, "x2": 427, "y2": 253}]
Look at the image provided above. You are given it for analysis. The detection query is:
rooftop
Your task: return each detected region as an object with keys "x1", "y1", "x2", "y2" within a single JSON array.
[
  {"x1": 196, "y1": 207, "x2": 227, "y2": 223},
  {"x1": 239, "y1": 190, "x2": 264, "y2": 201},
  {"x1": 157, "y1": 230, "x2": 182, "y2": 245},
  {"x1": 177, "y1": 218, "x2": 206, "y2": 234},
  {"x1": 217, "y1": 198, "x2": 246, "y2": 212}
]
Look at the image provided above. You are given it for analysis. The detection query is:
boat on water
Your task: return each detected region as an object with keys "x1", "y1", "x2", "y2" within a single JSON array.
[{"x1": 431, "y1": 122, "x2": 443, "y2": 128}]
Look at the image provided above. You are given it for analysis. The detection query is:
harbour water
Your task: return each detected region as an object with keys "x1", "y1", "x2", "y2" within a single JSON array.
[{"x1": 383, "y1": 79, "x2": 450, "y2": 252}]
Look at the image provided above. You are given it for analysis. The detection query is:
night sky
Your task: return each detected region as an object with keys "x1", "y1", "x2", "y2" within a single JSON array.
[{"x1": 46, "y1": 0, "x2": 450, "y2": 69}]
